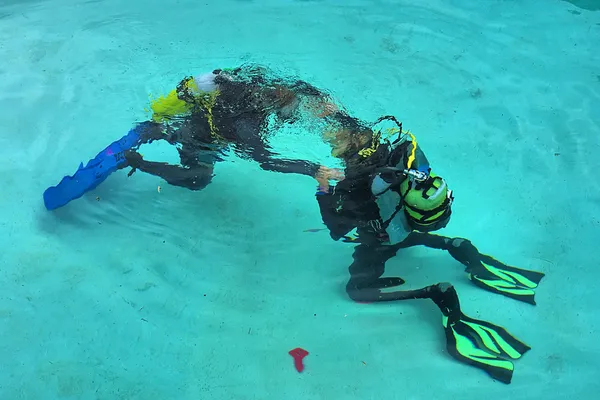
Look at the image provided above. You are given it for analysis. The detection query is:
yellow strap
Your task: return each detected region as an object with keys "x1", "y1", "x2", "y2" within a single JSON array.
[
  {"x1": 406, "y1": 130, "x2": 417, "y2": 169},
  {"x1": 195, "y1": 90, "x2": 221, "y2": 138},
  {"x1": 358, "y1": 130, "x2": 382, "y2": 158}
]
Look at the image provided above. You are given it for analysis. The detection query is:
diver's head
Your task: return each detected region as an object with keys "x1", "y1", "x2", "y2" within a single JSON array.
[
  {"x1": 400, "y1": 172, "x2": 453, "y2": 232},
  {"x1": 324, "y1": 128, "x2": 373, "y2": 158}
]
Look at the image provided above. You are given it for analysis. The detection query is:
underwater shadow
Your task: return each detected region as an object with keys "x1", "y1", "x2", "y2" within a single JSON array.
[{"x1": 562, "y1": 0, "x2": 600, "y2": 11}]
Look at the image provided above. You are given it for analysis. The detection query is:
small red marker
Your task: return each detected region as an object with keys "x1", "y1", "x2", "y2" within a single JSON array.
[{"x1": 289, "y1": 348, "x2": 309, "y2": 372}]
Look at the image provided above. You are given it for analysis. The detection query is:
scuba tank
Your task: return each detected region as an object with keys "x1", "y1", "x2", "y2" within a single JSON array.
[
  {"x1": 369, "y1": 119, "x2": 428, "y2": 244},
  {"x1": 371, "y1": 174, "x2": 413, "y2": 244},
  {"x1": 369, "y1": 118, "x2": 452, "y2": 242}
]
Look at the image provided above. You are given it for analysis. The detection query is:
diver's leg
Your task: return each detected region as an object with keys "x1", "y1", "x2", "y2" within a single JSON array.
[
  {"x1": 397, "y1": 232, "x2": 545, "y2": 304},
  {"x1": 345, "y1": 238, "x2": 449, "y2": 303},
  {"x1": 395, "y1": 231, "x2": 453, "y2": 250},
  {"x1": 345, "y1": 231, "x2": 470, "y2": 302},
  {"x1": 412, "y1": 282, "x2": 531, "y2": 384},
  {"x1": 345, "y1": 232, "x2": 533, "y2": 383},
  {"x1": 349, "y1": 270, "x2": 532, "y2": 384},
  {"x1": 345, "y1": 241, "x2": 406, "y2": 302}
]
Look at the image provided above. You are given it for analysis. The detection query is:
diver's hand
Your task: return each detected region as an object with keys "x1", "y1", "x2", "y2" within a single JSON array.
[
  {"x1": 124, "y1": 150, "x2": 144, "y2": 167},
  {"x1": 315, "y1": 166, "x2": 345, "y2": 192},
  {"x1": 124, "y1": 151, "x2": 145, "y2": 176}
]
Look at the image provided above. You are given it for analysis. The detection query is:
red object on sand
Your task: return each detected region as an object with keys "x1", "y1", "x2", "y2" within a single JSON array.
[{"x1": 289, "y1": 348, "x2": 309, "y2": 372}]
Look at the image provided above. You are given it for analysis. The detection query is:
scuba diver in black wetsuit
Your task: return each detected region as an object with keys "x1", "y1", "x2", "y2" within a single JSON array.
[
  {"x1": 122, "y1": 65, "x2": 352, "y2": 192},
  {"x1": 43, "y1": 64, "x2": 545, "y2": 384},
  {"x1": 315, "y1": 115, "x2": 546, "y2": 384},
  {"x1": 43, "y1": 64, "x2": 348, "y2": 210}
]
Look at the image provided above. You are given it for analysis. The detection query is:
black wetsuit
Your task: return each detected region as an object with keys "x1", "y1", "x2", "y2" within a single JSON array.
[
  {"x1": 314, "y1": 139, "x2": 416, "y2": 300},
  {"x1": 318, "y1": 146, "x2": 546, "y2": 384},
  {"x1": 122, "y1": 67, "x2": 365, "y2": 189},
  {"x1": 315, "y1": 134, "x2": 476, "y2": 305}
]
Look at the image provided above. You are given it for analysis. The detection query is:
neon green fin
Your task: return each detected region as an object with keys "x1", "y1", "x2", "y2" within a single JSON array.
[
  {"x1": 469, "y1": 254, "x2": 545, "y2": 305},
  {"x1": 432, "y1": 283, "x2": 531, "y2": 384},
  {"x1": 443, "y1": 312, "x2": 531, "y2": 384}
]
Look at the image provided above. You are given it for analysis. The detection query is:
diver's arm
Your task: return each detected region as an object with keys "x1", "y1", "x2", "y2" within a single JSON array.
[
  {"x1": 257, "y1": 157, "x2": 321, "y2": 177},
  {"x1": 316, "y1": 188, "x2": 358, "y2": 240},
  {"x1": 238, "y1": 130, "x2": 344, "y2": 183},
  {"x1": 251, "y1": 146, "x2": 345, "y2": 193},
  {"x1": 400, "y1": 232, "x2": 545, "y2": 304},
  {"x1": 124, "y1": 151, "x2": 213, "y2": 190},
  {"x1": 246, "y1": 144, "x2": 322, "y2": 178},
  {"x1": 316, "y1": 174, "x2": 384, "y2": 242}
]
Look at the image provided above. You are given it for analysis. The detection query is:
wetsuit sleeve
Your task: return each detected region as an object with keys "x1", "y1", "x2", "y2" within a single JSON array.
[
  {"x1": 124, "y1": 151, "x2": 214, "y2": 190},
  {"x1": 314, "y1": 189, "x2": 357, "y2": 240},
  {"x1": 248, "y1": 142, "x2": 320, "y2": 177},
  {"x1": 253, "y1": 153, "x2": 320, "y2": 177},
  {"x1": 232, "y1": 118, "x2": 322, "y2": 177}
]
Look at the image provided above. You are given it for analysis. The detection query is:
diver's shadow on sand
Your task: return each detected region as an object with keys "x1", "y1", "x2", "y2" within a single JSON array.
[
  {"x1": 37, "y1": 199, "x2": 96, "y2": 234},
  {"x1": 332, "y1": 247, "x2": 446, "y2": 345},
  {"x1": 364, "y1": 296, "x2": 442, "y2": 332},
  {"x1": 36, "y1": 178, "x2": 141, "y2": 235}
]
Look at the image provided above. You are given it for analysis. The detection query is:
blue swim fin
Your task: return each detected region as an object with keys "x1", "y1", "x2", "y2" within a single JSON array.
[{"x1": 43, "y1": 127, "x2": 143, "y2": 210}]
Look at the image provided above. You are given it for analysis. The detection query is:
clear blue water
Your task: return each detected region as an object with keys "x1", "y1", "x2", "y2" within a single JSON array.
[{"x1": 1, "y1": 0, "x2": 599, "y2": 398}]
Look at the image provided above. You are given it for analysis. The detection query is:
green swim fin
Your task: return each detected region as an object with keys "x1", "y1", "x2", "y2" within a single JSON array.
[
  {"x1": 443, "y1": 311, "x2": 531, "y2": 384},
  {"x1": 468, "y1": 254, "x2": 545, "y2": 305},
  {"x1": 431, "y1": 283, "x2": 531, "y2": 384},
  {"x1": 446, "y1": 238, "x2": 545, "y2": 304}
]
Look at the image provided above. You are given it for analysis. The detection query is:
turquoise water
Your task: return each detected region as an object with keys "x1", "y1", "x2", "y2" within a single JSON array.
[{"x1": 1, "y1": 0, "x2": 599, "y2": 398}]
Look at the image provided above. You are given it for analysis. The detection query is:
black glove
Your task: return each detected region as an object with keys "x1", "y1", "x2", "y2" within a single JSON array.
[{"x1": 124, "y1": 150, "x2": 144, "y2": 176}]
